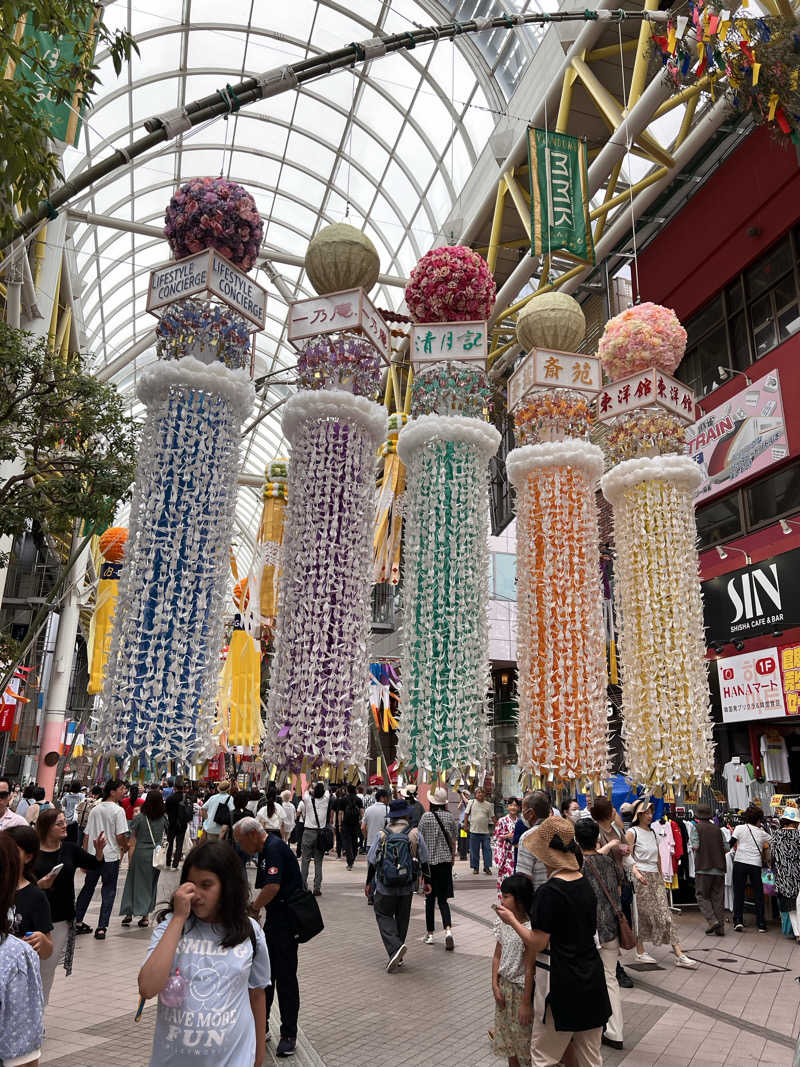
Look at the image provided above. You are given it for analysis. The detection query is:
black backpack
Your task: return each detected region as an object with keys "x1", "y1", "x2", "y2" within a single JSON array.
[{"x1": 212, "y1": 794, "x2": 232, "y2": 828}]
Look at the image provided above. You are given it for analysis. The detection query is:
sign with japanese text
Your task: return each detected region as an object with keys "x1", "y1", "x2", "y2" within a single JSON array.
[
  {"x1": 596, "y1": 368, "x2": 695, "y2": 423},
  {"x1": 146, "y1": 250, "x2": 267, "y2": 330},
  {"x1": 780, "y1": 645, "x2": 800, "y2": 717},
  {"x1": 528, "y1": 129, "x2": 594, "y2": 265},
  {"x1": 686, "y1": 369, "x2": 787, "y2": 503},
  {"x1": 507, "y1": 347, "x2": 601, "y2": 410},
  {"x1": 717, "y1": 647, "x2": 785, "y2": 723},
  {"x1": 410, "y1": 321, "x2": 487, "y2": 367},
  {"x1": 287, "y1": 288, "x2": 390, "y2": 362},
  {"x1": 702, "y1": 547, "x2": 800, "y2": 645}
]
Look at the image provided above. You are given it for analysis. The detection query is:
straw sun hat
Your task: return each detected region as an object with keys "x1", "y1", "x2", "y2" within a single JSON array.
[{"x1": 523, "y1": 815, "x2": 581, "y2": 873}]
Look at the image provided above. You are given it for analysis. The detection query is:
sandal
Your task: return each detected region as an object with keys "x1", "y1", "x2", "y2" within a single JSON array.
[
  {"x1": 94, "y1": 928, "x2": 106, "y2": 940},
  {"x1": 74, "y1": 922, "x2": 92, "y2": 935},
  {"x1": 121, "y1": 915, "x2": 133, "y2": 926},
  {"x1": 138, "y1": 917, "x2": 149, "y2": 928}
]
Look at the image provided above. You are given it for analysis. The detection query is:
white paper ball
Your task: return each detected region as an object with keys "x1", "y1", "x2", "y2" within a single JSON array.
[{"x1": 516, "y1": 292, "x2": 586, "y2": 352}]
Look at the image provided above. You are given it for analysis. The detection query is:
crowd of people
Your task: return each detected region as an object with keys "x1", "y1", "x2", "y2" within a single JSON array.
[{"x1": 0, "y1": 771, "x2": 797, "y2": 1066}]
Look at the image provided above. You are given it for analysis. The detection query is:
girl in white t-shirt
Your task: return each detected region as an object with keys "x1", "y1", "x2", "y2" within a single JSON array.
[
  {"x1": 491, "y1": 874, "x2": 534, "y2": 1067},
  {"x1": 731, "y1": 806, "x2": 772, "y2": 932}
]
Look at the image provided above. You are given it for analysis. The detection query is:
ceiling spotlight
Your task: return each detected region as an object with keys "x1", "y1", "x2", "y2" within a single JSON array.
[
  {"x1": 772, "y1": 629, "x2": 784, "y2": 638},
  {"x1": 716, "y1": 546, "x2": 728, "y2": 560},
  {"x1": 780, "y1": 519, "x2": 799, "y2": 535},
  {"x1": 734, "y1": 640, "x2": 745, "y2": 651},
  {"x1": 716, "y1": 365, "x2": 752, "y2": 385}
]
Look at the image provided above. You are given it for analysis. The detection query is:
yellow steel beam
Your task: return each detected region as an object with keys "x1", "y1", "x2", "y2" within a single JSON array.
[
  {"x1": 47, "y1": 262, "x2": 62, "y2": 352},
  {"x1": 776, "y1": 0, "x2": 794, "y2": 16},
  {"x1": 628, "y1": 0, "x2": 660, "y2": 108},
  {"x1": 674, "y1": 92, "x2": 699, "y2": 150},
  {"x1": 503, "y1": 169, "x2": 532, "y2": 239},
  {"x1": 571, "y1": 57, "x2": 675, "y2": 169},
  {"x1": 586, "y1": 39, "x2": 638, "y2": 62},
  {"x1": 556, "y1": 65, "x2": 578, "y2": 134},
  {"x1": 57, "y1": 307, "x2": 72, "y2": 358},
  {"x1": 593, "y1": 158, "x2": 623, "y2": 245},
  {"x1": 475, "y1": 238, "x2": 531, "y2": 255},
  {"x1": 653, "y1": 76, "x2": 713, "y2": 119},
  {"x1": 488, "y1": 337, "x2": 518, "y2": 367},
  {"x1": 403, "y1": 363, "x2": 414, "y2": 414},
  {"x1": 486, "y1": 178, "x2": 508, "y2": 275},
  {"x1": 589, "y1": 166, "x2": 667, "y2": 222}
]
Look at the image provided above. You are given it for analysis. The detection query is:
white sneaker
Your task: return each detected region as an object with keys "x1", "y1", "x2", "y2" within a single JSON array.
[
  {"x1": 634, "y1": 951, "x2": 657, "y2": 964},
  {"x1": 386, "y1": 944, "x2": 407, "y2": 973},
  {"x1": 675, "y1": 954, "x2": 697, "y2": 968},
  {"x1": 424, "y1": 933, "x2": 434, "y2": 945},
  {"x1": 445, "y1": 930, "x2": 454, "y2": 951}
]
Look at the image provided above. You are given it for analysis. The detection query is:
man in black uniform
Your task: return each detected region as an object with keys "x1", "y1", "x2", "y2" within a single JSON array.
[{"x1": 235, "y1": 816, "x2": 303, "y2": 1059}]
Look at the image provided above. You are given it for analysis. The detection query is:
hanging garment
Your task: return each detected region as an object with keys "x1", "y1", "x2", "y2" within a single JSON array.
[
  {"x1": 723, "y1": 761, "x2": 751, "y2": 809},
  {"x1": 683, "y1": 821, "x2": 696, "y2": 878},
  {"x1": 761, "y1": 732, "x2": 791, "y2": 783},
  {"x1": 653, "y1": 819, "x2": 675, "y2": 883}
]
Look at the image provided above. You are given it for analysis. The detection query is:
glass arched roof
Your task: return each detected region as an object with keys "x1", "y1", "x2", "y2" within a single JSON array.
[{"x1": 64, "y1": 0, "x2": 552, "y2": 561}]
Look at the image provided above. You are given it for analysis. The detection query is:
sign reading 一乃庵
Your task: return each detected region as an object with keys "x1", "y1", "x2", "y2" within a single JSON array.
[
  {"x1": 528, "y1": 128, "x2": 594, "y2": 265},
  {"x1": 287, "y1": 288, "x2": 390, "y2": 362}
]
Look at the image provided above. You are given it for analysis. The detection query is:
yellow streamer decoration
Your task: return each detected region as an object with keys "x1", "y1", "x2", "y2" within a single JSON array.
[
  {"x1": 373, "y1": 412, "x2": 408, "y2": 585},
  {"x1": 752, "y1": 61, "x2": 761, "y2": 85},
  {"x1": 88, "y1": 527, "x2": 127, "y2": 695},
  {"x1": 217, "y1": 629, "x2": 262, "y2": 747},
  {"x1": 768, "y1": 91, "x2": 779, "y2": 122}
]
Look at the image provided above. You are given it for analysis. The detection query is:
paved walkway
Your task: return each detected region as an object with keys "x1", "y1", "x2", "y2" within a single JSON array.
[{"x1": 40, "y1": 854, "x2": 800, "y2": 1066}]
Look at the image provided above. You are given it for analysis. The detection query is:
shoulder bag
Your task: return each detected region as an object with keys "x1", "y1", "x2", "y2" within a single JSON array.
[
  {"x1": 584, "y1": 856, "x2": 636, "y2": 950},
  {"x1": 145, "y1": 816, "x2": 167, "y2": 869},
  {"x1": 748, "y1": 825, "x2": 775, "y2": 895},
  {"x1": 311, "y1": 795, "x2": 334, "y2": 853},
  {"x1": 286, "y1": 886, "x2": 325, "y2": 943},
  {"x1": 431, "y1": 810, "x2": 455, "y2": 860}
]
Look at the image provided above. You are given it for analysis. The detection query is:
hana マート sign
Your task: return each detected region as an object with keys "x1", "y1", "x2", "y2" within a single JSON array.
[
  {"x1": 687, "y1": 369, "x2": 787, "y2": 502},
  {"x1": 717, "y1": 648, "x2": 785, "y2": 724},
  {"x1": 146, "y1": 249, "x2": 268, "y2": 329},
  {"x1": 703, "y1": 546, "x2": 800, "y2": 645},
  {"x1": 527, "y1": 129, "x2": 594, "y2": 265}
]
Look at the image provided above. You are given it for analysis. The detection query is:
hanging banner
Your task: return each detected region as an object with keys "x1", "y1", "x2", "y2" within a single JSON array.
[
  {"x1": 780, "y1": 645, "x2": 800, "y2": 717},
  {"x1": 717, "y1": 647, "x2": 785, "y2": 723},
  {"x1": 528, "y1": 129, "x2": 594, "y2": 265},
  {"x1": 686, "y1": 369, "x2": 787, "y2": 503}
]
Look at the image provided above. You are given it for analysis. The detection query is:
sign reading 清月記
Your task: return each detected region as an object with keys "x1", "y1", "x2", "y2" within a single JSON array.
[{"x1": 146, "y1": 250, "x2": 267, "y2": 330}]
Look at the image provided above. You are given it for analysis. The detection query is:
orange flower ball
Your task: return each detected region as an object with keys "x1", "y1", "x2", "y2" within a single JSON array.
[
  {"x1": 98, "y1": 526, "x2": 128, "y2": 563},
  {"x1": 233, "y1": 579, "x2": 250, "y2": 609}
]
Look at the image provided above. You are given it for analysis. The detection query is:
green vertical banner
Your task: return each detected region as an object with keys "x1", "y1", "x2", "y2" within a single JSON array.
[
  {"x1": 528, "y1": 128, "x2": 594, "y2": 265},
  {"x1": 12, "y1": 10, "x2": 97, "y2": 148}
]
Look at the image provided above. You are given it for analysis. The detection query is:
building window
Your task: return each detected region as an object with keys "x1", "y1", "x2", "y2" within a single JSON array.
[
  {"x1": 696, "y1": 493, "x2": 743, "y2": 548},
  {"x1": 695, "y1": 458, "x2": 800, "y2": 547},
  {"x1": 491, "y1": 552, "x2": 517, "y2": 601},
  {"x1": 676, "y1": 231, "x2": 800, "y2": 395}
]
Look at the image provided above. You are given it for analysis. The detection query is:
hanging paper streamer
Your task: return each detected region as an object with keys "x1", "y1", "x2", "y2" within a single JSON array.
[
  {"x1": 87, "y1": 527, "x2": 127, "y2": 695},
  {"x1": 263, "y1": 389, "x2": 386, "y2": 769},
  {"x1": 397, "y1": 414, "x2": 499, "y2": 773},
  {"x1": 370, "y1": 662, "x2": 400, "y2": 732},
  {"x1": 597, "y1": 304, "x2": 714, "y2": 788},
  {"x1": 254, "y1": 459, "x2": 288, "y2": 625},
  {"x1": 373, "y1": 413, "x2": 407, "y2": 585},
  {"x1": 507, "y1": 440, "x2": 608, "y2": 784},
  {"x1": 218, "y1": 626, "x2": 262, "y2": 748}
]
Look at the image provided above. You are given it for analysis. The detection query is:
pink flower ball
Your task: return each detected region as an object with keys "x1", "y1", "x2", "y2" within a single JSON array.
[
  {"x1": 597, "y1": 302, "x2": 687, "y2": 382},
  {"x1": 405, "y1": 245, "x2": 496, "y2": 323},
  {"x1": 164, "y1": 177, "x2": 264, "y2": 273}
]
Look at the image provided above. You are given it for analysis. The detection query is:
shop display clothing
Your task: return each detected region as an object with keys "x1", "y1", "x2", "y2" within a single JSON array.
[
  {"x1": 760, "y1": 731, "x2": 791, "y2": 783},
  {"x1": 722, "y1": 760, "x2": 751, "y2": 810}
]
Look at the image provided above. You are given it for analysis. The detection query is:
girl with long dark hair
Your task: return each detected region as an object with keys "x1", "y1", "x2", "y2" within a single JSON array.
[
  {"x1": 139, "y1": 840, "x2": 269, "y2": 1067},
  {"x1": 4, "y1": 824, "x2": 53, "y2": 963},
  {"x1": 0, "y1": 833, "x2": 44, "y2": 1066}
]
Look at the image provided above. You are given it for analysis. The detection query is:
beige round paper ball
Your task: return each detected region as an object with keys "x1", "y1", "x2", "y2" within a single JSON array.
[
  {"x1": 516, "y1": 292, "x2": 586, "y2": 352},
  {"x1": 304, "y1": 223, "x2": 381, "y2": 296}
]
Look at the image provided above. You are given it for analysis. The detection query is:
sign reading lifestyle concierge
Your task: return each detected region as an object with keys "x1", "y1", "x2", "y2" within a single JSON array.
[
  {"x1": 146, "y1": 249, "x2": 268, "y2": 330},
  {"x1": 702, "y1": 546, "x2": 800, "y2": 645},
  {"x1": 717, "y1": 647, "x2": 785, "y2": 724}
]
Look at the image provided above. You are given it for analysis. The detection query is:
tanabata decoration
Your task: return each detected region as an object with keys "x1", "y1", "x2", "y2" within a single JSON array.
[
  {"x1": 397, "y1": 248, "x2": 498, "y2": 775},
  {"x1": 87, "y1": 527, "x2": 128, "y2": 695},
  {"x1": 598, "y1": 304, "x2": 713, "y2": 788},
  {"x1": 506, "y1": 296, "x2": 607, "y2": 785},
  {"x1": 297, "y1": 334, "x2": 381, "y2": 398},
  {"x1": 95, "y1": 181, "x2": 258, "y2": 766},
  {"x1": 217, "y1": 587, "x2": 262, "y2": 750},
  {"x1": 373, "y1": 413, "x2": 407, "y2": 586},
  {"x1": 156, "y1": 299, "x2": 252, "y2": 370},
  {"x1": 596, "y1": 301, "x2": 685, "y2": 382},
  {"x1": 370, "y1": 662, "x2": 400, "y2": 733},
  {"x1": 245, "y1": 459, "x2": 289, "y2": 627}
]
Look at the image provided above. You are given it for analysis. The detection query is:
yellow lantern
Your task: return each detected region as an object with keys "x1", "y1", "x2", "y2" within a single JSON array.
[{"x1": 87, "y1": 527, "x2": 128, "y2": 695}]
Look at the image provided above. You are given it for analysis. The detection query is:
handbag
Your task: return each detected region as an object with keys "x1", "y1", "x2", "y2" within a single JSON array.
[
  {"x1": 145, "y1": 817, "x2": 166, "y2": 870},
  {"x1": 286, "y1": 886, "x2": 325, "y2": 943},
  {"x1": 311, "y1": 795, "x2": 334, "y2": 853},
  {"x1": 584, "y1": 856, "x2": 637, "y2": 950}
]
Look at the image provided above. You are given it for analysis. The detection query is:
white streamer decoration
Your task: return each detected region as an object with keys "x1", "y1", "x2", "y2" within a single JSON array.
[
  {"x1": 96, "y1": 356, "x2": 254, "y2": 764},
  {"x1": 601, "y1": 454, "x2": 714, "y2": 787},
  {"x1": 264, "y1": 389, "x2": 387, "y2": 769},
  {"x1": 397, "y1": 414, "x2": 500, "y2": 773},
  {"x1": 506, "y1": 440, "x2": 608, "y2": 783}
]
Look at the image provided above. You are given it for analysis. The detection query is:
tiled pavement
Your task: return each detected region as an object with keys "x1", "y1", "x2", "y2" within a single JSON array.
[{"x1": 39, "y1": 856, "x2": 800, "y2": 1066}]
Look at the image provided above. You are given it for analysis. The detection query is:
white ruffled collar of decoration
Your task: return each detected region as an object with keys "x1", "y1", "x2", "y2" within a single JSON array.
[
  {"x1": 136, "y1": 356, "x2": 255, "y2": 422},
  {"x1": 601, "y1": 453, "x2": 702, "y2": 503},
  {"x1": 506, "y1": 439, "x2": 604, "y2": 486},
  {"x1": 397, "y1": 414, "x2": 501, "y2": 462},
  {"x1": 281, "y1": 388, "x2": 388, "y2": 446}
]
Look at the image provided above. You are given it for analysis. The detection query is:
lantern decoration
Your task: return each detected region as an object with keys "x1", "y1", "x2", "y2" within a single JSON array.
[
  {"x1": 373, "y1": 413, "x2": 407, "y2": 586},
  {"x1": 264, "y1": 234, "x2": 388, "y2": 772},
  {"x1": 516, "y1": 292, "x2": 586, "y2": 354},
  {"x1": 397, "y1": 249, "x2": 499, "y2": 775},
  {"x1": 598, "y1": 303, "x2": 713, "y2": 788},
  {"x1": 244, "y1": 459, "x2": 289, "y2": 627},
  {"x1": 164, "y1": 177, "x2": 263, "y2": 269},
  {"x1": 304, "y1": 223, "x2": 380, "y2": 296},
  {"x1": 506, "y1": 306, "x2": 608, "y2": 785},
  {"x1": 217, "y1": 627, "x2": 262, "y2": 749},
  {"x1": 87, "y1": 528, "x2": 128, "y2": 695},
  {"x1": 94, "y1": 180, "x2": 259, "y2": 766}
]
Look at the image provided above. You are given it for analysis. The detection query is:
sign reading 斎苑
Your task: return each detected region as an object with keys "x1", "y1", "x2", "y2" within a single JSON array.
[
  {"x1": 596, "y1": 368, "x2": 695, "y2": 423},
  {"x1": 702, "y1": 546, "x2": 800, "y2": 645},
  {"x1": 717, "y1": 647, "x2": 785, "y2": 723},
  {"x1": 528, "y1": 129, "x2": 594, "y2": 265},
  {"x1": 410, "y1": 321, "x2": 487, "y2": 367},
  {"x1": 507, "y1": 348, "x2": 601, "y2": 410},
  {"x1": 146, "y1": 250, "x2": 267, "y2": 330},
  {"x1": 687, "y1": 369, "x2": 787, "y2": 502},
  {"x1": 287, "y1": 288, "x2": 390, "y2": 362}
]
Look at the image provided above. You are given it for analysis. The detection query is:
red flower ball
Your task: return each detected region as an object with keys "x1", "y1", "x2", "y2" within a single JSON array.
[{"x1": 405, "y1": 245, "x2": 496, "y2": 323}]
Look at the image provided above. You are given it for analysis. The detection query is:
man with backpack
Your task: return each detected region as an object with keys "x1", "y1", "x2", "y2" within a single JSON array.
[
  {"x1": 367, "y1": 797, "x2": 431, "y2": 972},
  {"x1": 201, "y1": 780, "x2": 234, "y2": 840},
  {"x1": 340, "y1": 783, "x2": 363, "y2": 870}
]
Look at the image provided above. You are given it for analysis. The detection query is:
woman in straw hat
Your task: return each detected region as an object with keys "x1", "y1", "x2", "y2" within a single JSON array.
[
  {"x1": 417, "y1": 788, "x2": 457, "y2": 949},
  {"x1": 496, "y1": 815, "x2": 610, "y2": 1067},
  {"x1": 625, "y1": 798, "x2": 696, "y2": 967},
  {"x1": 771, "y1": 805, "x2": 800, "y2": 942}
]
